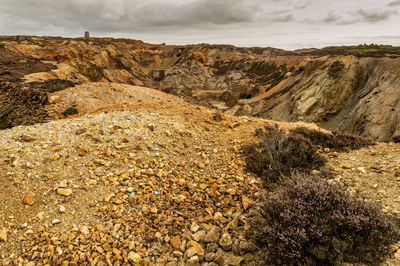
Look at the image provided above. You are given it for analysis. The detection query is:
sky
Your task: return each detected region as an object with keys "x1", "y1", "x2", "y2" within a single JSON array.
[{"x1": 0, "y1": 0, "x2": 399, "y2": 50}]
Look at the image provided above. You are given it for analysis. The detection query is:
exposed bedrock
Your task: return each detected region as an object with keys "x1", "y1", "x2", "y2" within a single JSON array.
[{"x1": 1, "y1": 36, "x2": 399, "y2": 141}]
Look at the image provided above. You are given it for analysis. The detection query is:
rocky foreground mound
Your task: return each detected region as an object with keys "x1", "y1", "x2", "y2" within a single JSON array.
[
  {"x1": 0, "y1": 84, "x2": 400, "y2": 265},
  {"x1": 1, "y1": 36, "x2": 400, "y2": 141}
]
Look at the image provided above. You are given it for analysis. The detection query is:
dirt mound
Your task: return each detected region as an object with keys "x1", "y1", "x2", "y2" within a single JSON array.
[{"x1": 45, "y1": 83, "x2": 188, "y2": 119}]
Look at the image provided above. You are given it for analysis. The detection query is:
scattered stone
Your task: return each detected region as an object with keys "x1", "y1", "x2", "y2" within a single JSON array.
[
  {"x1": 0, "y1": 228, "x2": 7, "y2": 242},
  {"x1": 37, "y1": 211, "x2": 45, "y2": 220},
  {"x1": 187, "y1": 255, "x2": 199, "y2": 265},
  {"x1": 192, "y1": 230, "x2": 206, "y2": 242},
  {"x1": 225, "y1": 253, "x2": 244, "y2": 266},
  {"x1": 75, "y1": 128, "x2": 87, "y2": 135},
  {"x1": 128, "y1": 252, "x2": 142, "y2": 264},
  {"x1": 57, "y1": 188, "x2": 72, "y2": 196},
  {"x1": 205, "y1": 252, "x2": 216, "y2": 262},
  {"x1": 186, "y1": 240, "x2": 204, "y2": 260},
  {"x1": 357, "y1": 167, "x2": 366, "y2": 174},
  {"x1": 150, "y1": 206, "x2": 158, "y2": 214},
  {"x1": 51, "y1": 154, "x2": 61, "y2": 161},
  {"x1": 241, "y1": 195, "x2": 253, "y2": 210},
  {"x1": 341, "y1": 163, "x2": 351, "y2": 169},
  {"x1": 173, "y1": 251, "x2": 183, "y2": 258},
  {"x1": 390, "y1": 244, "x2": 399, "y2": 253},
  {"x1": 23, "y1": 193, "x2": 35, "y2": 206},
  {"x1": 204, "y1": 226, "x2": 220, "y2": 243},
  {"x1": 191, "y1": 222, "x2": 200, "y2": 233},
  {"x1": 59, "y1": 205, "x2": 66, "y2": 213},
  {"x1": 17, "y1": 135, "x2": 35, "y2": 142},
  {"x1": 239, "y1": 241, "x2": 255, "y2": 255},
  {"x1": 79, "y1": 225, "x2": 89, "y2": 235},
  {"x1": 104, "y1": 193, "x2": 115, "y2": 202},
  {"x1": 148, "y1": 123, "x2": 156, "y2": 131},
  {"x1": 219, "y1": 233, "x2": 233, "y2": 250},
  {"x1": 170, "y1": 236, "x2": 181, "y2": 249},
  {"x1": 52, "y1": 219, "x2": 61, "y2": 225}
]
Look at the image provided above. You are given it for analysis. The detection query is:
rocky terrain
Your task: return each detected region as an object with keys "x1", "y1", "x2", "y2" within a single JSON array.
[
  {"x1": 1, "y1": 36, "x2": 400, "y2": 141},
  {"x1": 0, "y1": 83, "x2": 399, "y2": 265},
  {"x1": 1, "y1": 36, "x2": 400, "y2": 265}
]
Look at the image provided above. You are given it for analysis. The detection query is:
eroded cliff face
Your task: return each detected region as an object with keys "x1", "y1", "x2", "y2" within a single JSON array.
[{"x1": 1, "y1": 36, "x2": 399, "y2": 141}]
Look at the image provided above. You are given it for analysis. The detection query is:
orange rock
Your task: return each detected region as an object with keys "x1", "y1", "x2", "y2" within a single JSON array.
[
  {"x1": 242, "y1": 195, "x2": 254, "y2": 210},
  {"x1": 23, "y1": 193, "x2": 35, "y2": 206},
  {"x1": 170, "y1": 236, "x2": 181, "y2": 249}
]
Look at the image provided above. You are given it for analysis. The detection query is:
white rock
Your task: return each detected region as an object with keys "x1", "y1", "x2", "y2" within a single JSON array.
[
  {"x1": 79, "y1": 225, "x2": 89, "y2": 235},
  {"x1": 190, "y1": 222, "x2": 200, "y2": 233},
  {"x1": 59, "y1": 205, "x2": 66, "y2": 213}
]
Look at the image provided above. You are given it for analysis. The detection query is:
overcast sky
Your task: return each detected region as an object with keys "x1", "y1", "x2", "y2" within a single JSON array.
[{"x1": 0, "y1": 0, "x2": 399, "y2": 50}]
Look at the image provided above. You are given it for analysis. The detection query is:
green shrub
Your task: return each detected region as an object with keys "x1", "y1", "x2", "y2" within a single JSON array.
[{"x1": 250, "y1": 174, "x2": 400, "y2": 265}]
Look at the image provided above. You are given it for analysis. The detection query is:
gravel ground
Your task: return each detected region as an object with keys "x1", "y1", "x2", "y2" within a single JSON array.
[
  {"x1": 0, "y1": 103, "x2": 268, "y2": 265},
  {"x1": 1, "y1": 90, "x2": 400, "y2": 265}
]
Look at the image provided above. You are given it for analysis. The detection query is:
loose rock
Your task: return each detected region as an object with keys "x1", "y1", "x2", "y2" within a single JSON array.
[
  {"x1": 0, "y1": 228, "x2": 7, "y2": 242},
  {"x1": 57, "y1": 188, "x2": 72, "y2": 196},
  {"x1": 23, "y1": 193, "x2": 35, "y2": 206}
]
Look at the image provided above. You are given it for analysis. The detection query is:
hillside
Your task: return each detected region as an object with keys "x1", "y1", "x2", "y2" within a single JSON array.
[
  {"x1": 1, "y1": 36, "x2": 400, "y2": 141},
  {"x1": 1, "y1": 36, "x2": 400, "y2": 265},
  {"x1": 0, "y1": 83, "x2": 399, "y2": 265}
]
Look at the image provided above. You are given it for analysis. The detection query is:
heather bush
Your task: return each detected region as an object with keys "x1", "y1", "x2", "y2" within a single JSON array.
[
  {"x1": 290, "y1": 127, "x2": 374, "y2": 151},
  {"x1": 243, "y1": 127, "x2": 326, "y2": 185},
  {"x1": 250, "y1": 174, "x2": 400, "y2": 265}
]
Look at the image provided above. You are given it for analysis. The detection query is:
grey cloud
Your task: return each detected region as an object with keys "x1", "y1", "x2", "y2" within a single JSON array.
[
  {"x1": 0, "y1": 0, "x2": 267, "y2": 34},
  {"x1": 304, "y1": 12, "x2": 355, "y2": 25},
  {"x1": 388, "y1": 0, "x2": 400, "y2": 6},
  {"x1": 0, "y1": 0, "x2": 400, "y2": 50},
  {"x1": 356, "y1": 9, "x2": 397, "y2": 22},
  {"x1": 273, "y1": 14, "x2": 294, "y2": 22},
  {"x1": 323, "y1": 12, "x2": 341, "y2": 23},
  {"x1": 306, "y1": 8, "x2": 398, "y2": 25},
  {"x1": 132, "y1": 0, "x2": 260, "y2": 27}
]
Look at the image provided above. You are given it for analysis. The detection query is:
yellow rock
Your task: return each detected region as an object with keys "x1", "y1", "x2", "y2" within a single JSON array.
[
  {"x1": 53, "y1": 145, "x2": 61, "y2": 151},
  {"x1": 341, "y1": 163, "x2": 351, "y2": 169},
  {"x1": 51, "y1": 154, "x2": 61, "y2": 161},
  {"x1": 0, "y1": 228, "x2": 7, "y2": 242}
]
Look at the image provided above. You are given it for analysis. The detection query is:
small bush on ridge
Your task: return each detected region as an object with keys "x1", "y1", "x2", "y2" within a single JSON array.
[
  {"x1": 250, "y1": 175, "x2": 400, "y2": 265},
  {"x1": 290, "y1": 127, "x2": 374, "y2": 151},
  {"x1": 243, "y1": 128, "x2": 326, "y2": 186}
]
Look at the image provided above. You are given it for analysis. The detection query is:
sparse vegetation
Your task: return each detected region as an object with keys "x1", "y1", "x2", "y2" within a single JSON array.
[
  {"x1": 290, "y1": 127, "x2": 375, "y2": 151},
  {"x1": 244, "y1": 125, "x2": 399, "y2": 265},
  {"x1": 250, "y1": 174, "x2": 400, "y2": 265},
  {"x1": 327, "y1": 60, "x2": 344, "y2": 78},
  {"x1": 243, "y1": 127, "x2": 326, "y2": 186}
]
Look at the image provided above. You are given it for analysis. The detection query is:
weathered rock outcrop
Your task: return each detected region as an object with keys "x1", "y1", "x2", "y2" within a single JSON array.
[{"x1": 1, "y1": 36, "x2": 400, "y2": 141}]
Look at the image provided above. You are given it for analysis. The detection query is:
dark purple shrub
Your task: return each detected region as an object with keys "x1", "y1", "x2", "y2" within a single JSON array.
[{"x1": 250, "y1": 175, "x2": 400, "y2": 265}]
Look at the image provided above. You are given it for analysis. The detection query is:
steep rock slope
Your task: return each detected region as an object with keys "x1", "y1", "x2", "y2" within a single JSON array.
[{"x1": 1, "y1": 36, "x2": 400, "y2": 141}]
